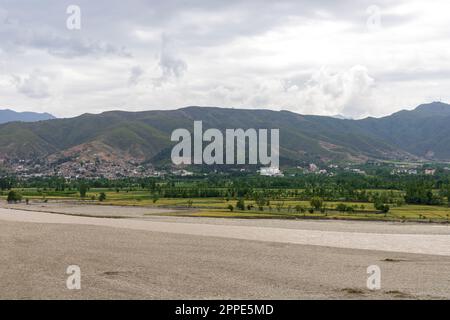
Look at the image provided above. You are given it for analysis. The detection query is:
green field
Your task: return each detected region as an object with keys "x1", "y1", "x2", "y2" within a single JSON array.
[{"x1": 2, "y1": 188, "x2": 449, "y2": 223}]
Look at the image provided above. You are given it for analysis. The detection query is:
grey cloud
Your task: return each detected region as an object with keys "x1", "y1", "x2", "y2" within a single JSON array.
[
  {"x1": 280, "y1": 66, "x2": 375, "y2": 118},
  {"x1": 12, "y1": 70, "x2": 51, "y2": 99},
  {"x1": 0, "y1": 0, "x2": 412, "y2": 63},
  {"x1": 154, "y1": 36, "x2": 188, "y2": 85},
  {"x1": 128, "y1": 66, "x2": 144, "y2": 86},
  {"x1": 0, "y1": 0, "x2": 447, "y2": 119},
  {"x1": 24, "y1": 31, "x2": 131, "y2": 58},
  {"x1": 159, "y1": 52, "x2": 187, "y2": 79},
  {"x1": 0, "y1": 5, "x2": 131, "y2": 58},
  {"x1": 2, "y1": 0, "x2": 399, "y2": 53}
]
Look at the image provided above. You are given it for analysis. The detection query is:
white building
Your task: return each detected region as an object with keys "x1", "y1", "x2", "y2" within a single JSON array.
[
  {"x1": 260, "y1": 167, "x2": 284, "y2": 177},
  {"x1": 172, "y1": 169, "x2": 194, "y2": 176}
]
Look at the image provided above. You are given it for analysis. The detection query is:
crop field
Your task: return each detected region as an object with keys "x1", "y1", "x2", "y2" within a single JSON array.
[{"x1": 2, "y1": 187, "x2": 449, "y2": 223}]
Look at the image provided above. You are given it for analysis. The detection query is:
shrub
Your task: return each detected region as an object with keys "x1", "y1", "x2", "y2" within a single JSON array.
[
  {"x1": 310, "y1": 197, "x2": 323, "y2": 210},
  {"x1": 79, "y1": 184, "x2": 88, "y2": 198},
  {"x1": 236, "y1": 199, "x2": 245, "y2": 210},
  {"x1": 98, "y1": 192, "x2": 106, "y2": 202},
  {"x1": 7, "y1": 190, "x2": 22, "y2": 203},
  {"x1": 374, "y1": 201, "x2": 390, "y2": 213},
  {"x1": 336, "y1": 203, "x2": 347, "y2": 212}
]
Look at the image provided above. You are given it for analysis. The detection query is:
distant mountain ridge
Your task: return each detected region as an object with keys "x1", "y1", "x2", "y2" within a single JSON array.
[
  {"x1": 0, "y1": 102, "x2": 449, "y2": 168},
  {"x1": 0, "y1": 109, "x2": 55, "y2": 124},
  {"x1": 356, "y1": 102, "x2": 450, "y2": 160}
]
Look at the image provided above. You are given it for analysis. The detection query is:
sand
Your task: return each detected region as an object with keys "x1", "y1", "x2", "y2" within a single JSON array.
[{"x1": 0, "y1": 205, "x2": 449, "y2": 299}]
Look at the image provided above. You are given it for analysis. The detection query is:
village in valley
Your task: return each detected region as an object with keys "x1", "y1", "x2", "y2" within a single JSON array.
[{"x1": 2, "y1": 153, "x2": 446, "y2": 180}]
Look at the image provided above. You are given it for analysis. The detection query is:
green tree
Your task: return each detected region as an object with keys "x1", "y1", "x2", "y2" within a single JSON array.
[
  {"x1": 98, "y1": 192, "x2": 106, "y2": 202},
  {"x1": 255, "y1": 195, "x2": 266, "y2": 211},
  {"x1": 236, "y1": 198, "x2": 245, "y2": 210},
  {"x1": 7, "y1": 190, "x2": 22, "y2": 203},
  {"x1": 405, "y1": 182, "x2": 442, "y2": 205},
  {"x1": 441, "y1": 184, "x2": 450, "y2": 205},
  {"x1": 374, "y1": 200, "x2": 390, "y2": 214},
  {"x1": 310, "y1": 197, "x2": 323, "y2": 210},
  {"x1": 79, "y1": 184, "x2": 88, "y2": 198},
  {"x1": 0, "y1": 177, "x2": 13, "y2": 190},
  {"x1": 336, "y1": 203, "x2": 347, "y2": 212}
]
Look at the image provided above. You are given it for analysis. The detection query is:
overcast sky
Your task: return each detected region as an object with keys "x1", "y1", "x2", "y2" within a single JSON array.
[{"x1": 0, "y1": 0, "x2": 449, "y2": 118}]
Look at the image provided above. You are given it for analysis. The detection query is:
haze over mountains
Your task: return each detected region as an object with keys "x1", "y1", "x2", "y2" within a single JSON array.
[
  {"x1": 0, "y1": 109, "x2": 55, "y2": 124},
  {"x1": 0, "y1": 102, "x2": 449, "y2": 171}
]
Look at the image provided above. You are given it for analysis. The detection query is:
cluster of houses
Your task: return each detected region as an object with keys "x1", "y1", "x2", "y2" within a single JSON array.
[
  {"x1": 390, "y1": 165, "x2": 437, "y2": 176},
  {"x1": 6, "y1": 158, "x2": 161, "y2": 179},
  {"x1": 3, "y1": 155, "x2": 447, "y2": 179}
]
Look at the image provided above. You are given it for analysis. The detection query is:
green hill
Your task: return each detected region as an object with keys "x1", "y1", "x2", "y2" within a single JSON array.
[{"x1": 1, "y1": 102, "x2": 449, "y2": 167}]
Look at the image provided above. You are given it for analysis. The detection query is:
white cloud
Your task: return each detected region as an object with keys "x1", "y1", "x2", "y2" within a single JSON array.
[
  {"x1": 12, "y1": 70, "x2": 52, "y2": 99},
  {"x1": 128, "y1": 65, "x2": 144, "y2": 86},
  {"x1": 154, "y1": 36, "x2": 188, "y2": 85},
  {"x1": 1, "y1": 0, "x2": 450, "y2": 118},
  {"x1": 291, "y1": 66, "x2": 375, "y2": 117}
]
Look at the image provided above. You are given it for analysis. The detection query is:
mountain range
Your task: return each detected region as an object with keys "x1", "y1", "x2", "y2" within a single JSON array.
[
  {"x1": 0, "y1": 109, "x2": 55, "y2": 124},
  {"x1": 0, "y1": 102, "x2": 449, "y2": 169}
]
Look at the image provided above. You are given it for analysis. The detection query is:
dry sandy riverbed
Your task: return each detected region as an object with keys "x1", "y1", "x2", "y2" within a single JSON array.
[
  {"x1": 0, "y1": 204, "x2": 449, "y2": 299},
  {"x1": 1, "y1": 201, "x2": 185, "y2": 218}
]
